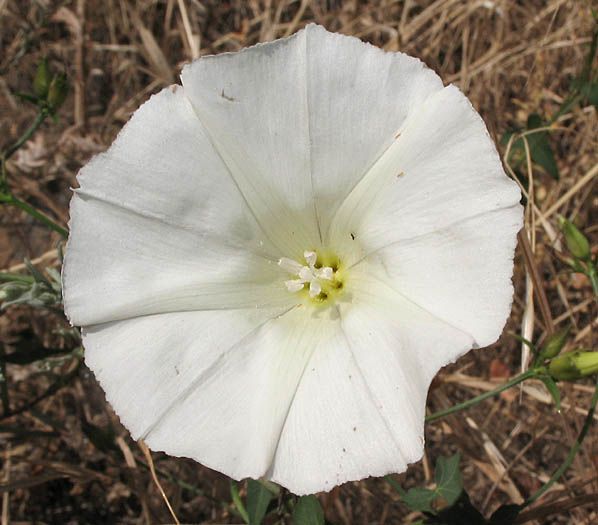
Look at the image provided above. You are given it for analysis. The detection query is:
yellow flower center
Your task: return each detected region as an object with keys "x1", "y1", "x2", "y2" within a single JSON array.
[{"x1": 278, "y1": 250, "x2": 345, "y2": 305}]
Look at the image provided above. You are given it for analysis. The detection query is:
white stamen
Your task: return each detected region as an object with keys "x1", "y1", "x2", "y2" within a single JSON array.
[
  {"x1": 278, "y1": 251, "x2": 335, "y2": 296},
  {"x1": 304, "y1": 251, "x2": 317, "y2": 267},
  {"x1": 285, "y1": 279, "x2": 306, "y2": 293},
  {"x1": 309, "y1": 280, "x2": 322, "y2": 297},
  {"x1": 298, "y1": 266, "x2": 313, "y2": 281},
  {"x1": 314, "y1": 267, "x2": 333, "y2": 280},
  {"x1": 279, "y1": 257, "x2": 304, "y2": 275}
]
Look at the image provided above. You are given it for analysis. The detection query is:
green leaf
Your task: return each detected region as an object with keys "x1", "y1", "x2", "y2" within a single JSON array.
[
  {"x1": 524, "y1": 114, "x2": 559, "y2": 179},
  {"x1": 246, "y1": 479, "x2": 274, "y2": 525},
  {"x1": 401, "y1": 454, "x2": 463, "y2": 514},
  {"x1": 230, "y1": 481, "x2": 250, "y2": 524},
  {"x1": 293, "y1": 495, "x2": 324, "y2": 525},
  {"x1": 401, "y1": 487, "x2": 436, "y2": 513},
  {"x1": 16, "y1": 92, "x2": 39, "y2": 105},
  {"x1": 24, "y1": 259, "x2": 50, "y2": 285},
  {"x1": 540, "y1": 376, "x2": 561, "y2": 410},
  {"x1": 434, "y1": 454, "x2": 463, "y2": 507}
]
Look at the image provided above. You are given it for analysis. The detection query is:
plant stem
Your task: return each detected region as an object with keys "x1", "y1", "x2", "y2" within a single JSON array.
[
  {"x1": 4, "y1": 111, "x2": 47, "y2": 161},
  {"x1": 384, "y1": 475, "x2": 406, "y2": 496},
  {"x1": 524, "y1": 377, "x2": 598, "y2": 506},
  {"x1": 0, "y1": 272, "x2": 35, "y2": 283},
  {"x1": 425, "y1": 369, "x2": 536, "y2": 423},
  {"x1": 7, "y1": 194, "x2": 68, "y2": 238},
  {"x1": 588, "y1": 264, "x2": 598, "y2": 298}
]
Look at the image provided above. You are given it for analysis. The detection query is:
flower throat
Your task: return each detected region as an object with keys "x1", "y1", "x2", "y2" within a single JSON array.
[{"x1": 278, "y1": 250, "x2": 345, "y2": 304}]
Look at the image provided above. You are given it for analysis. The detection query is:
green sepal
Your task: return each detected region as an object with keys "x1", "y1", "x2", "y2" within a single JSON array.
[
  {"x1": 549, "y1": 350, "x2": 598, "y2": 381},
  {"x1": 538, "y1": 326, "x2": 570, "y2": 361},
  {"x1": 47, "y1": 72, "x2": 68, "y2": 111},
  {"x1": 34, "y1": 57, "x2": 51, "y2": 99},
  {"x1": 540, "y1": 376, "x2": 561, "y2": 410},
  {"x1": 558, "y1": 216, "x2": 591, "y2": 261}
]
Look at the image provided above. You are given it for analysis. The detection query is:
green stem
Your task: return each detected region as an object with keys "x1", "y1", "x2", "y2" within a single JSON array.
[
  {"x1": 7, "y1": 194, "x2": 67, "y2": 238},
  {"x1": 4, "y1": 111, "x2": 47, "y2": 161},
  {"x1": 523, "y1": 377, "x2": 598, "y2": 507},
  {"x1": 588, "y1": 264, "x2": 598, "y2": 298},
  {"x1": 384, "y1": 475, "x2": 406, "y2": 496},
  {"x1": 425, "y1": 369, "x2": 536, "y2": 423},
  {"x1": 0, "y1": 272, "x2": 35, "y2": 283}
]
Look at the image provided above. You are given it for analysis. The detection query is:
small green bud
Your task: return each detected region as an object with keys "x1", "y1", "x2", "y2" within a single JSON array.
[
  {"x1": 558, "y1": 216, "x2": 591, "y2": 261},
  {"x1": 539, "y1": 326, "x2": 570, "y2": 360},
  {"x1": 36, "y1": 292, "x2": 58, "y2": 306},
  {"x1": 0, "y1": 282, "x2": 29, "y2": 301},
  {"x1": 47, "y1": 72, "x2": 68, "y2": 111},
  {"x1": 34, "y1": 57, "x2": 51, "y2": 99},
  {"x1": 549, "y1": 350, "x2": 598, "y2": 381}
]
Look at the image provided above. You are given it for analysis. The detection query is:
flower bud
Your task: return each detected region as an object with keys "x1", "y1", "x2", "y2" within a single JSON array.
[
  {"x1": 539, "y1": 326, "x2": 569, "y2": 360},
  {"x1": 34, "y1": 57, "x2": 51, "y2": 100},
  {"x1": 47, "y1": 72, "x2": 68, "y2": 111},
  {"x1": 0, "y1": 282, "x2": 29, "y2": 302},
  {"x1": 558, "y1": 216, "x2": 591, "y2": 261},
  {"x1": 549, "y1": 350, "x2": 598, "y2": 381}
]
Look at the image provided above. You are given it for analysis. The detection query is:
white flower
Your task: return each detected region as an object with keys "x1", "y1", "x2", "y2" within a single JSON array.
[{"x1": 63, "y1": 24, "x2": 522, "y2": 495}]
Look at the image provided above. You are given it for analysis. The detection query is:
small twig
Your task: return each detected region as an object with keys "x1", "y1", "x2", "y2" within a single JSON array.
[
  {"x1": 0, "y1": 345, "x2": 9, "y2": 414},
  {"x1": 138, "y1": 440, "x2": 180, "y2": 525},
  {"x1": 518, "y1": 230, "x2": 555, "y2": 334},
  {"x1": 544, "y1": 161, "x2": 598, "y2": 218},
  {"x1": 516, "y1": 493, "x2": 598, "y2": 523},
  {"x1": 1, "y1": 443, "x2": 10, "y2": 525}
]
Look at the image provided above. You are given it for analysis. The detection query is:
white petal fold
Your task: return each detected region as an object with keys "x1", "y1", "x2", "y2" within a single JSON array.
[
  {"x1": 64, "y1": 86, "x2": 292, "y2": 326},
  {"x1": 352, "y1": 205, "x2": 522, "y2": 347},
  {"x1": 269, "y1": 270, "x2": 473, "y2": 494},
  {"x1": 328, "y1": 84, "x2": 521, "y2": 266},
  {"x1": 65, "y1": 194, "x2": 293, "y2": 326},
  {"x1": 83, "y1": 307, "x2": 339, "y2": 482},
  {"x1": 181, "y1": 25, "x2": 444, "y2": 254}
]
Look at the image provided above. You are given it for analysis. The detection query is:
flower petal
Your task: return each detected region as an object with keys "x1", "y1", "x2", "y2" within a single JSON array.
[
  {"x1": 64, "y1": 86, "x2": 293, "y2": 326},
  {"x1": 64, "y1": 194, "x2": 293, "y2": 326},
  {"x1": 181, "y1": 25, "x2": 444, "y2": 255},
  {"x1": 268, "y1": 282, "x2": 472, "y2": 494},
  {"x1": 83, "y1": 307, "x2": 340, "y2": 481},
  {"x1": 352, "y1": 205, "x2": 522, "y2": 347},
  {"x1": 181, "y1": 29, "x2": 319, "y2": 256},
  {"x1": 73, "y1": 85, "x2": 274, "y2": 253},
  {"x1": 328, "y1": 84, "x2": 521, "y2": 265},
  {"x1": 304, "y1": 25, "x2": 443, "y2": 236}
]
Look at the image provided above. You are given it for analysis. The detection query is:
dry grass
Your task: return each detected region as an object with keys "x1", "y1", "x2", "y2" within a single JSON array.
[{"x1": 1, "y1": 0, "x2": 597, "y2": 523}]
